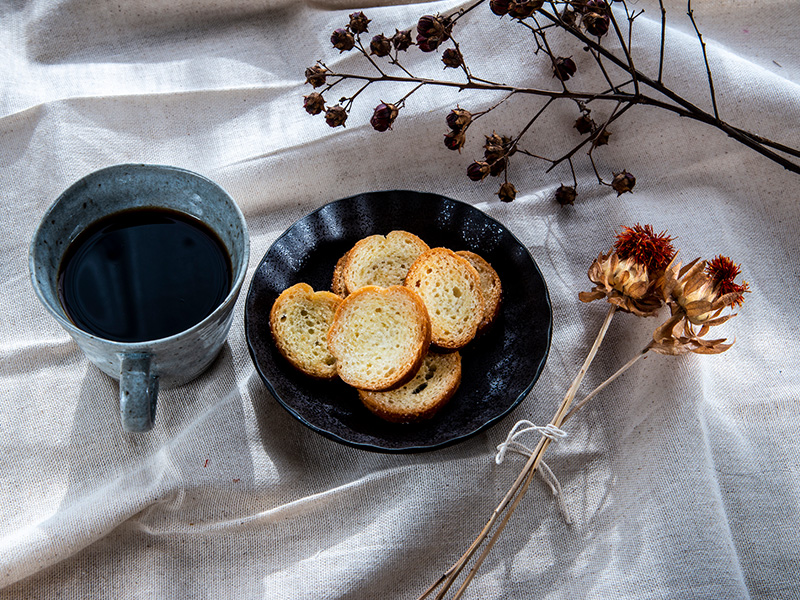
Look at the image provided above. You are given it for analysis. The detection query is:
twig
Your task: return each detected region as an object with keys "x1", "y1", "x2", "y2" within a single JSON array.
[{"x1": 687, "y1": 0, "x2": 719, "y2": 120}]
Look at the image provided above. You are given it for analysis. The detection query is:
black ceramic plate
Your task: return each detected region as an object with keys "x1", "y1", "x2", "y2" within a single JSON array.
[{"x1": 245, "y1": 191, "x2": 551, "y2": 453}]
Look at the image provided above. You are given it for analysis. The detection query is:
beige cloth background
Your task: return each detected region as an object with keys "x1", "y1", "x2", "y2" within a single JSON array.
[{"x1": 1, "y1": 0, "x2": 798, "y2": 597}]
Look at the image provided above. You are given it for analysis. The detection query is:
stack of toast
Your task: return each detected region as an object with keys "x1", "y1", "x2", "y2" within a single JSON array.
[{"x1": 269, "y1": 230, "x2": 502, "y2": 423}]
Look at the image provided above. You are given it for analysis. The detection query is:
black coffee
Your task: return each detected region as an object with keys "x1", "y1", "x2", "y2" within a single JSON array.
[{"x1": 58, "y1": 208, "x2": 232, "y2": 343}]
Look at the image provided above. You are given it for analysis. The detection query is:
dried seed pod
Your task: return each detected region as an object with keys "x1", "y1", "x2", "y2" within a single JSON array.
[
  {"x1": 441, "y1": 48, "x2": 463, "y2": 69},
  {"x1": 370, "y1": 34, "x2": 392, "y2": 57},
  {"x1": 446, "y1": 108, "x2": 472, "y2": 132},
  {"x1": 467, "y1": 161, "x2": 491, "y2": 181},
  {"x1": 304, "y1": 65, "x2": 328, "y2": 88},
  {"x1": 331, "y1": 28, "x2": 356, "y2": 52},
  {"x1": 574, "y1": 114, "x2": 595, "y2": 134},
  {"x1": 303, "y1": 92, "x2": 325, "y2": 115},
  {"x1": 392, "y1": 29, "x2": 413, "y2": 51},
  {"x1": 508, "y1": 0, "x2": 544, "y2": 19},
  {"x1": 325, "y1": 105, "x2": 348, "y2": 128},
  {"x1": 490, "y1": 0, "x2": 511, "y2": 16},
  {"x1": 611, "y1": 171, "x2": 636, "y2": 196},
  {"x1": 489, "y1": 158, "x2": 507, "y2": 176},
  {"x1": 444, "y1": 131, "x2": 466, "y2": 151},
  {"x1": 416, "y1": 15, "x2": 452, "y2": 40},
  {"x1": 348, "y1": 11, "x2": 370, "y2": 34},
  {"x1": 370, "y1": 102, "x2": 399, "y2": 131},
  {"x1": 593, "y1": 128, "x2": 612, "y2": 147},
  {"x1": 497, "y1": 182, "x2": 517, "y2": 203},
  {"x1": 553, "y1": 56, "x2": 577, "y2": 80},
  {"x1": 483, "y1": 144, "x2": 505, "y2": 163},
  {"x1": 555, "y1": 184, "x2": 577, "y2": 206},
  {"x1": 583, "y1": 12, "x2": 609, "y2": 37}
]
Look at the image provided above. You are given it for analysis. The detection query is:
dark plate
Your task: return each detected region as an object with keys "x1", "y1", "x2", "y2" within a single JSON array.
[{"x1": 244, "y1": 191, "x2": 551, "y2": 453}]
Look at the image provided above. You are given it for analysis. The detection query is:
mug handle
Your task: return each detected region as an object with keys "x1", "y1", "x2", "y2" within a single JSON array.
[{"x1": 119, "y1": 353, "x2": 159, "y2": 432}]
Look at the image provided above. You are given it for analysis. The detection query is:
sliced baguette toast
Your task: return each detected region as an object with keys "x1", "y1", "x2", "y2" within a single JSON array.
[
  {"x1": 404, "y1": 248, "x2": 485, "y2": 349},
  {"x1": 269, "y1": 283, "x2": 342, "y2": 378},
  {"x1": 327, "y1": 285, "x2": 431, "y2": 391},
  {"x1": 358, "y1": 350, "x2": 461, "y2": 423},
  {"x1": 341, "y1": 231, "x2": 429, "y2": 295},
  {"x1": 331, "y1": 250, "x2": 350, "y2": 297},
  {"x1": 456, "y1": 250, "x2": 502, "y2": 331}
]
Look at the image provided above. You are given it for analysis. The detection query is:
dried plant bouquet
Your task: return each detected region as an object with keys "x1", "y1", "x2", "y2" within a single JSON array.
[
  {"x1": 419, "y1": 224, "x2": 749, "y2": 599},
  {"x1": 304, "y1": 0, "x2": 799, "y2": 203}
]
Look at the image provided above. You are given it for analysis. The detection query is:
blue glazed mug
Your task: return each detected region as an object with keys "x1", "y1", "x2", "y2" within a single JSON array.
[{"x1": 29, "y1": 164, "x2": 249, "y2": 432}]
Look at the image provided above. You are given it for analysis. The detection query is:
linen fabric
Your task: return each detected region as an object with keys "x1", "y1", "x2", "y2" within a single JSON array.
[{"x1": 1, "y1": 0, "x2": 798, "y2": 598}]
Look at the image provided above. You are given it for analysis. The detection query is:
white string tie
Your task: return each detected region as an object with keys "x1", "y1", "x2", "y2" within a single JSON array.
[{"x1": 495, "y1": 420, "x2": 572, "y2": 525}]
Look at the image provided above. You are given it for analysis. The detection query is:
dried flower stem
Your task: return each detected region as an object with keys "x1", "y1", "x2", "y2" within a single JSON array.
[{"x1": 419, "y1": 305, "x2": 617, "y2": 600}]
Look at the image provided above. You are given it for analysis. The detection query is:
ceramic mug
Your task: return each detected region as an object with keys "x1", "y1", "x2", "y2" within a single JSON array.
[{"x1": 29, "y1": 164, "x2": 249, "y2": 432}]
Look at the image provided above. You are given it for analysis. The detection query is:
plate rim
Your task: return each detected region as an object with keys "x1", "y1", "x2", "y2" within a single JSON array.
[{"x1": 244, "y1": 190, "x2": 552, "y2": 453}]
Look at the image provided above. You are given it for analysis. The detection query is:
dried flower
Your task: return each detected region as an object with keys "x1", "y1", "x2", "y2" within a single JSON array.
[
  {"x1": 303, "y1": 92, "x2": 325, "y2": 115},
  {"x1": 497, "y1": 182, "x2": 517, "y2": 202},
  {"x1": 442, "y1": 48, "x2": 463, "y2": 69},
  {"x1": 304, "y1": 65, "x2": 328, "y2": 88},
  {"x1": 659, "y1": 257, "x2": 740, "y2": 326},
  {"x1": 331, "y1": 28, "x2": 356, "y2": 52},
  {"x1": 392, "y1": 29, "x2": 413, "y2": 51},
  {"x1": 348, "y1": 11, "x2": 370, "y2": 34},
  {"x1": 555, "y1": 184, "x2": 577, "y2": 206},
  {"x1": 490, "y1": 0, "x2": 511, "y2": 16},
  {"x1": 561, "y1": 7, "x2": 578, "y2": 26},
  {"x1": 508, "y1": 0, "x2": 544, "y2": 20},
  {"x1": 650, "y1": 314, "x2": 734, "y2": 355},
  {"x1": 467, "y1": 161, "x2": 491, "y2": 181},
  {"x1": 705, "y1": 255, "x2": 750, "y2": 307},
  {"x1": 579, "y1": 251, "x2": 662, "y2": 316},
  {"x1": 483, "y1": 144, "x2": 505, "y2": 164},
  {"x1": 324, "y1": 105, "x2": 348, "y2": 128},
  {"x1": 611, "y1": 170, "x2": 636, "y2": 196},
  {"x1": 584, "y1": 12, "x2": 610, "y2": 37},
  {"x1": 593, "y1": 128, "x2": 612, "y2": 147},
  {"x1": 553, "y1": 56, "x2": 577, "y2": 80},
  {"x1": 446, "y1": 108, "x2": 472, "y2": 132},
  {"x1": 370, "y1": 34, "x2": 392, "y2": 57},
  {"x1": 416, "y1": 15, "x2": 452, "y2": 52},
  {"x1": 614, "y1": 224, "x2": 675, "y2": 274},
  {"x1": 370, "y1": 102, "x2": 399, "y2": 131},
  {"x1": 444, "y1": 131, "x2": 467, "y2": 151},
  {"x1": 574, "y1": 114, "x2": 595, "y2": 134}
]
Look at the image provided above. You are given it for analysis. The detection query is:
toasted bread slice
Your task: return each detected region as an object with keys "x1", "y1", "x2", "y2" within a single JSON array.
[
  {"x1": 404, "y1": 248, "x2": 485, "y2": 349},
  {"x1": 341, "y1": 231, "x2": 429, "y2": 295},
  {"x1": 327, "y1": 285, "x2": 431, "y2": 391},
  {"x1": 331, "y1": 250, "x2": 350, "y2": 297},
  {"x1": 270, "y1": 283, "x2": 342, "y2": 378},
  {"x1": 358, "y1": 350, "x2": 461, "y2": 423},
  {"x1": 456, "y1": 250, "x2": 502, "y2": 331}
]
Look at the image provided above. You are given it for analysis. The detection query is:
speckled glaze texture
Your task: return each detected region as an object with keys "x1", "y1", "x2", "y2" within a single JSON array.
[
  {"x1": 245, "y1": 190, "x2": 551, "y2": 453},
  {"x1": 30, "y1": 164, "x2": 249, "y2": 431}
]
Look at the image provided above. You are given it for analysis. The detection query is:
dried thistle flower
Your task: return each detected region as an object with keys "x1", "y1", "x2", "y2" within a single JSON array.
[
  {"x1": 650, "y1": 313, "x2": 734, "y2": 355},
  {"x1": 706, "y1": 255, "x2": 750, "y2": 307},
  {"x1": 579, "y1": 251, "x2": 662, "y2": 316},
  {"x1": 348, "y1": 11, "x2": 370, "y2": 34},
  {"x1": 553, "y1": 57, "x2": 577, "y2": 80},
  {"x1": 370, "y1": 34, "x2": 392, "y2": 57},
  {"x1": 613, "y1": 224, "x2": 675, "y2": 275},
  {"x1": 611, "y1": 170, "x2": 636, "y2": 196},
  {"x1": 324, "y1": 105, "x2": 348, "y2": 128},
  {"x1": 442, "y1": 48, "x2": 464, "y2": 69},
  {"x1": 497, "y1": 182, "x2": 517, "y2": 202},
  {"x1": 659, "y1": 257, "x2": 742, "y2": 326},
  {"x1": 370, "y1": 102, "x2": 399, "y2": 131},
  {"x1": 303, "y1": 92, "x2": 325, "y2": 115},
  {"x1": 555, "y1": 184, "x2": 577, "y2": 206},
  {"x1": 331, "y1": 28, "x2": 356, "y2": 52},
  {"x1": 304, "y1": 65, "x2": 328, "y2": 88},
  {"x1": 392, "y1": 29, "x2": 413, "y2": 51}
]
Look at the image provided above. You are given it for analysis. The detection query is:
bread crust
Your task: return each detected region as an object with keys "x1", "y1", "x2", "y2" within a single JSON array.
[
  {"x1": 358, "y1": 350, "x2": 461, "y2": 422},
  {"x1": 327, "y1": 285, "x2": 431, "y2": 391},
  {"x1": 269, "y1": 283, "x2": 342, "y2": 378},
  {"x1": 331, "y1": 250, "x2": 350, "y2": 297},
  {"x1": 456, "y1": 250, "x2": 502, "y2": 331},
  {"x1": 404, "y1": 248, "x2": 485, "y2": 349}
]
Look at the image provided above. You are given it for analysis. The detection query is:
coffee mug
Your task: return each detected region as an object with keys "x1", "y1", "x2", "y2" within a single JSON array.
[{"x1": 29, "y1": 164, "x2": 249, "y2": 432}]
